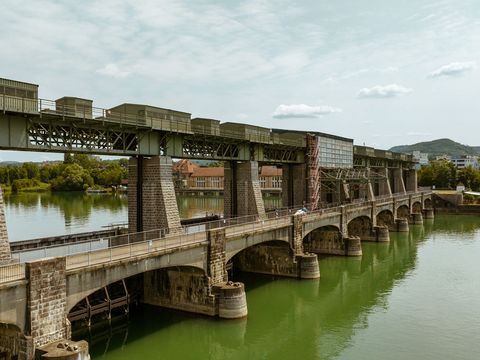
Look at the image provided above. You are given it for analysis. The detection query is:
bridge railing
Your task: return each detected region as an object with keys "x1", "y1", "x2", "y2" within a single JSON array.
[
  {"x1": 66, "y1": 230, "x2": 208, "y2": 270},
  {"x1": 0, "y1": 263, "x2": 26, "y2": 284}
]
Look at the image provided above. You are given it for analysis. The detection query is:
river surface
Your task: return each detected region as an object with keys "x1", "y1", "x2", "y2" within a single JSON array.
[
  {"x1": 4, "y1": 193, "x2": 480, "y2": 359},
  {"x1": 3, "y1": 192, "x2": 280, "y2": 241}
]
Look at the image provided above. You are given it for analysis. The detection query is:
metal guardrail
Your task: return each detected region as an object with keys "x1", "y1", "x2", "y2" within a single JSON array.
[
  {"x1": 1, "y1": 94, "x2": 305, "y2": 147},
  {"x1": 1, "y1": 191, "x2": 432, "y2": 283},
  {"x1": 0, "y1": 263, "x2": 26, "y2": 283}
]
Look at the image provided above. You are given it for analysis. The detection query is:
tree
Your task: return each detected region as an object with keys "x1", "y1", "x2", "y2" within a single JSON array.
[
  {"x1": 418, "y1": 160, "x2": 457, "y2": 189},
  {"x1": 457, "y1": 166, "x2": 480, "y2": 191},
  {"x1": 51, "y1": 164, "x2": 94, "y2": 191},
  {"x1": 22, "y1": 162, "x2": 39, "y2": 180}
]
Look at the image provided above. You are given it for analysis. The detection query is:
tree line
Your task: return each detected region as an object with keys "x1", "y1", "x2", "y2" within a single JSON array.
[
  {"x1": 0, "y1": 154, "x2": 128, "y2": 192},
  {"x1": 418, "y1": 160, "x2": 480, "y2": 190}
]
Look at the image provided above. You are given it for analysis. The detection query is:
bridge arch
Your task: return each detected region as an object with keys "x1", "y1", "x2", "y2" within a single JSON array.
[
  {"x1": 303, "y1": 225, "x2": 343, "y2": 255},
  {"x1": 228, "y1": 240, "x2": 298, "y2": 278},
  {"x1": 376, "y1": 210, "x2": 394, "y2": 229},
  {"x1": 0, "y1": 323, "x2": 23, "y2": 359},
  {"x1": 66, "y1": 245, "x2": 207, "y2": 313},
  {"x1": 424, "y1": 198, "x2": 432, "y2": 208},
  {"x1": 412, "y1": 201, "x2": 422, "y2": 213},
  {"x1": 348, "y1": 216, "x2": 373, "y2": 240},
  {"x1": 396, "y1": 205, "x2": 410, "y2": 219}
]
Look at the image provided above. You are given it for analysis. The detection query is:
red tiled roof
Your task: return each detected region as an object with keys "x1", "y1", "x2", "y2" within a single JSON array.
[
  {"x1": 260, "y1": 166, "x2": 282, "y2": 177},
  {"x1": 191, "y1": 167, "x2": 224, "y2": 177},
  {"x1": 173, "y1": 159, "x2": 199, "y2": 174}
]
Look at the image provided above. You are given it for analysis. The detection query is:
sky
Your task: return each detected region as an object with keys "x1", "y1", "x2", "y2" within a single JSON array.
[{"x1": 1, "y1": 0, "x2": 479, "y2": 162}]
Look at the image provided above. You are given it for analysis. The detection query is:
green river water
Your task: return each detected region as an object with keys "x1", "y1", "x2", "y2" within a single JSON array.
[{"x1": 4, "y1": 193, "x2": 480, "y2": 359}]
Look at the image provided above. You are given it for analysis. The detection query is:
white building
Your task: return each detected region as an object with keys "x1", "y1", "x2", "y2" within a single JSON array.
[
  {"x1": 412, "y1": 151, "x2": 429, "y2": 169},
  {"x1": 450, "y1": 155, "x2": 480, "y2": 170}
]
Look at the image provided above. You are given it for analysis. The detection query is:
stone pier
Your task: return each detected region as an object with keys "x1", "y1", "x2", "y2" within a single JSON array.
[
  {"x1": 0, "y1": 188, "x2": 11, "y2": 264},
  {"x1": 128, "y1": 156, "x2": 181, "y2": 233},
  {"x1": 282, "y1": 163, "x2": 307, "y2": 208}
]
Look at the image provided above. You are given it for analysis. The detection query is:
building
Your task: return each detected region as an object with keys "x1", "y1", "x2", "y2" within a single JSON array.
[
  {"x1": 173, "y1": 160, "x2": 283, "y2": 194},
  {"x1": 412, "y1": 151, "x2": 429, "y2": 169},
  {"x1": 450, "y1": 155, "x2": 480, "y2": 170},
  {"x1": 259, "y1": 166, "x2": 282, "y2": 193}
]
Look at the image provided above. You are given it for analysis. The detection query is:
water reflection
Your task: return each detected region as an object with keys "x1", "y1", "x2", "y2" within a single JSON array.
[
  {"x1": 74, "y1": 222, "x2": 424, "y2": 360},
  {"x1": 4, "y1": 192, "x2": 281, "y2": 241}
]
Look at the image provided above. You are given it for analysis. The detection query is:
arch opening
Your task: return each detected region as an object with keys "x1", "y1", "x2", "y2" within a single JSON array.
[
  {"x1": 377, "y1": 210, "x2": 394, "y2": 230},
  {"x1": 303, "y1": 225, "x2": 344, "y2": 255},
  {"x1": 397, "y1": 205, "x2": 410, "y2": 219},
  {"x1": 228, "y1": 240, "x2": 299, "y2": 279},
  {"x1": 348, "y1": 216, "x2": 373, "y2": 240},
  {"x1": 0, "y1": 323, "x2": 23, "y2": 360},
  {"x1": 424, "y1": 198, "x2": 432, "y2": 208},
  {"x1": 412, "y1": 201, "x2": 422, "y2": 213}
]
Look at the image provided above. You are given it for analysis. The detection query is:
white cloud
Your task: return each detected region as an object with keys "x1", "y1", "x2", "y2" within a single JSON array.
[
  {"x1": 357, "y1": 84, "x2": 413, "y2": 99},
  {"x1": 96, "y1": 63, "x2": 131, "y2": 78},
  {"x1": 428, "y1": 61, "x2": 476, "y2": 78},
  {"x1": 272, "y1": 104, "x2": 342, "y2": 119}
]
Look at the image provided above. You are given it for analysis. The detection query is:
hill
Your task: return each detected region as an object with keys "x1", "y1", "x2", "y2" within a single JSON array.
[{"x1": 389, "y1": 138, "x2": 480, "y2": 158}]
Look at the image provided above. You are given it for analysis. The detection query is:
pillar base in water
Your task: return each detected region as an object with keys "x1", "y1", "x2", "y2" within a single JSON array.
[
  {"x1": 411, "y1": 212, "x2": 424, "y2": 225},
  {"x1": 214, "y1": 282, "x2": 248, "y2": 319},
  {"x1": 344, "y1": 236, "x2": 362, "y2": 256},
  {"x1": 374, "y1": 226, "x2": 390, "y2": 242},
  {"x1": 423, "y1": 208, "x2": 434, "y2": 219},
  {"x1": 36, "y1": 339, "x2": 89, "y2": 360},
  {"x1": 297, "y1": 253, "x2": 320, "y2": 279},
  {"x1": 395, "y1": 218, "x2": 409, "y2": 232}
]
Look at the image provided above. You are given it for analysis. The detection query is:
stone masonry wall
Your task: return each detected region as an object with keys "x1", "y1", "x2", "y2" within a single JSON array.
[
  {"x1": 236, "y1": 161, "x2": 266, "y2": 218},
  {"x1": 143, "y1": 268, "x2": 216, "y2": 316},
  {"x1": 0, "y1": 187, "x2": 12, "y2": 263},
  {"x1": 128, "y1": 156, "x2": 181, "y2": 232},
  {"x1": 223, "y1": 161, "x2": 234, "y2": 218},
  {"x1": 25, "y1": 258, "x2": 69, "y2": 348},
  {"x1": 208, "y1": 228, "x2": 227, "y2": 285},
  {"x1": 282, "y1": 164, "x2": 307, "y2": 208}
]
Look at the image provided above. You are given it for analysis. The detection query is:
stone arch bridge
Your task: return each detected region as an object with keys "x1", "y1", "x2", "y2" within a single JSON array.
[{"x1": 0, "y1": 191, "x2": 432, "y2": 359}]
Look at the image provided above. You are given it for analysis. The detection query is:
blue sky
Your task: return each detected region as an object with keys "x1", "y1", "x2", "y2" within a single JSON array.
[{"x1": 1, "y1": 0, "x2": 479, "y2": 162}]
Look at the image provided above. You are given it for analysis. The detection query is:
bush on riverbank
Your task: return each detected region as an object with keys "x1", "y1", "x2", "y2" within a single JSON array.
[{"x1": 11, "y1": 179, "x2": 50, "y2": 193}]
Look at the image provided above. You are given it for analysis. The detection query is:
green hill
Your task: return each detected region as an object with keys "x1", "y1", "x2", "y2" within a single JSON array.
[{"x1": 389, "y1": 138, "x2": 480, "y2": 158}]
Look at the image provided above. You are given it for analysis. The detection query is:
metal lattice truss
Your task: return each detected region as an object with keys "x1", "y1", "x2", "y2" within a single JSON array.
[
  {"x1": 182, "y1": 136, "x2": 240, "y2": 159},
  {"x1": 263, "y1": 145, "x2": 299, "y2": 162},
  {"x1": 320, "y1": 167, "x2": 387, "y2": 182},
  {"x1": 27, "y1": 120, "x2": 139, "y2": 154}
]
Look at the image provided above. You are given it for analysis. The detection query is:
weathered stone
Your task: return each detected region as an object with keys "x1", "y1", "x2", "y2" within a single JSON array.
[
  {"x1": 422, "y1": 208, "x2": 434, "y2": 219},
  {"x1": 213, "y1": 282, "x2": 248, "y2": 319},
  {"x1": 344, "y1": 236, "x2": 362, "y2": 256},
  {"x1": 224, "y1": 161, "x2": 266, "y2": 219},
  {"x1": 25, "y1": 258, "x2": 68, "y2": 349},
  {"x1": 143, "y1": 267, "x2": 216, "y2": 316},
  {"x1": 395, "y1": 218, "x2": 409, "y2": 232},
  {"x1": 410, "y1": 212, "x2": 424, "y2": 225},
  {"x1": 374, "y1": 225, "x2": 390, "y2": 242},
  {"x1": 36, "y1": 339, "x2": 89, "y2": 360},
  {"x1": 128, "y1": 156, "x2": 181, "y2": 233},
  {"x1": 0, "y1": 187, "x2": 12, "y2": 263}
]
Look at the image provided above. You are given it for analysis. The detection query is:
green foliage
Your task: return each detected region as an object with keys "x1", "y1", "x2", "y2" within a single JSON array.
[
  {"x1": 418, "y1": 161, "x2": 480, "y2": 190},
  {"x1": 1, "y1": 156, "x2": 128, "y2": 192},
  {"x1": 51, "y1": 164, "x2": 94, "y2": 191},
  {"x1": 11, "y1": 178, "x2": 49, "y2": 192}
]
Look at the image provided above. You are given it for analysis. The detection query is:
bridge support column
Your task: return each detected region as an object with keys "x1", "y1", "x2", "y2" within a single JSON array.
[
  {"x1": 410, "y1": 212, "x2": 424, "y2": 225},
  {"x1": 128, "y1": 156, "x2": 181, "y2": 233},
  {"x1": 224, "y1": 161, "x2": 266, "y2": 219},
  {"x1": 282, "y1": 164, "x2": 307, "y2": 208},
  {"x1": 378, "y1": 168, "x2": 392, "y2": 196},
  {"x1": 392, "y1": 168, "x2": 406, "y2": 194},
  {"x1": 423, "y1": 208, "x2": 434, "y2": 219},
  {"x1": 20, "y1": 257, "x2": 89, "y2": 359},
  {"x1": 405, "y1": 169, "x2": 417, "y2": 192},
  {"x1": 373, "y1": 226, "x2": 390, "y2": 242},
  {"x1": 0, "y1": 188, "x2": 12, "y2": 264},
  {"x1": 394, "y1": 218, "x2": 409, "y2": 232}
]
